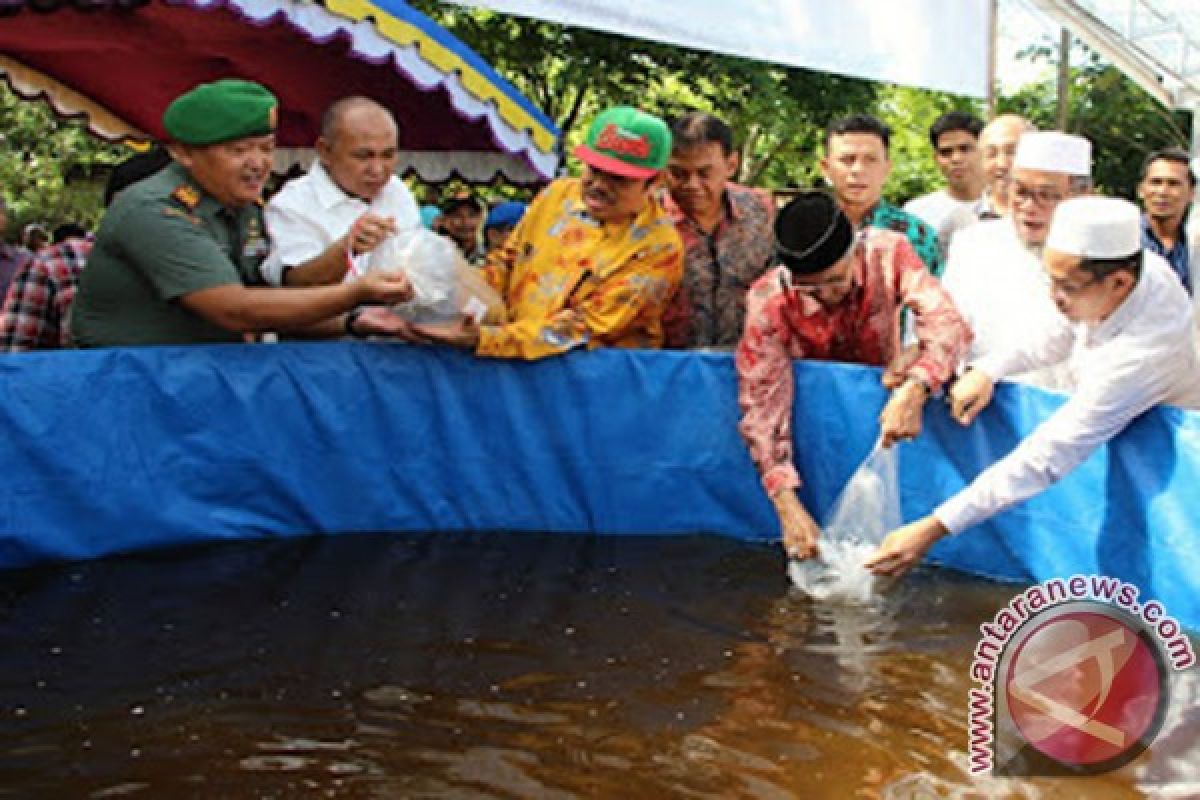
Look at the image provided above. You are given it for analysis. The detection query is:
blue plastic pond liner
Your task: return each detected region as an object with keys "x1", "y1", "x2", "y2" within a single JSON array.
[{"x1": 0, "y1": 342, "x2": 1196, "y2": 629}]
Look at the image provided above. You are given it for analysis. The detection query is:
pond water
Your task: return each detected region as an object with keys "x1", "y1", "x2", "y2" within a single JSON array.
[{"x1": 0, "y1": 533, "x2": 1195, "y2": 798}]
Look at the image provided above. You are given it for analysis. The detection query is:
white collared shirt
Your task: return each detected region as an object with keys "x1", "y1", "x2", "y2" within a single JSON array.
[
  {"x1": 936, "y1": 251, "x2": 1200, "y2": 534},
  {"x1": 940, "y1": 218, "x2": 1073, "y2": 391},
  {"x1": 261, "y1": 162, "x2": 420, "y2": 286}
]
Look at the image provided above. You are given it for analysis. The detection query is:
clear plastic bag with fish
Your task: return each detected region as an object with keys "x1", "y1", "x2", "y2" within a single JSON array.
[
  {"x1": 788, "y1": 439, "x2": 901, "y2": 603},
  {"x1": 367, "y1": 228, "x2": 505, "y2": 325}
]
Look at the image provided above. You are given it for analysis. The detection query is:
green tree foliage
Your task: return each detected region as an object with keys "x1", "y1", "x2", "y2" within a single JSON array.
[
  {"x1": 413, "y1": 5, "x2": 1196, "y2": 203},
  {"x1": 998, "y1": 45, "x2": 1192, "y2": 197},
  {"x1": 0, "y1": 83, "x2": 126, "y2": 239},
  {"x1": 3, "y1": 6, "x2": 1189, "y2": 227},
  {"x1": 409, "y1": 0, "x2": 879, "y2": 189}
]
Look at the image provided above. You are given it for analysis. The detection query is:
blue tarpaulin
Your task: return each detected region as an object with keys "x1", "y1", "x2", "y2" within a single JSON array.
[{"x1": 0, "y1": 343, "x2": 1197, "y2": 628}]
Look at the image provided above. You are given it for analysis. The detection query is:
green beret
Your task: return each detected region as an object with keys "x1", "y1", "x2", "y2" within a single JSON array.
[{"x1": 163, "y1": 79, "x2": 278, "y2": 146}]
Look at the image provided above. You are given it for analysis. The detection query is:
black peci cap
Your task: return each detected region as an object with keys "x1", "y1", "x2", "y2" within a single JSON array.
[{"x1": 774, "y1": 191, "x2": 854, "y2": 275}]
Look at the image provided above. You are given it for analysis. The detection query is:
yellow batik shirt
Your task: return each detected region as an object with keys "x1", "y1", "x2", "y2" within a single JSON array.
[{"x1": 477, "y1": 177, "x2": 683, "y2": 360}]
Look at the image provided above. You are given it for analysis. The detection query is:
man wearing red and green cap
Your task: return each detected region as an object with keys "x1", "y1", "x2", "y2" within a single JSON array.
[
  {"x1": 411, "y1": 105, "x2": 684, "y2": 359},
  {"x1": 71, "y1": 79, "x2": 414, "y2": 347}
]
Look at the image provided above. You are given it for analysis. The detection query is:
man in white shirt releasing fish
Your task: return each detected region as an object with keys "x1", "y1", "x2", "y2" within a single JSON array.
[{"x1": 867, "y1": 196, "x2": 1200, "y2": 577}]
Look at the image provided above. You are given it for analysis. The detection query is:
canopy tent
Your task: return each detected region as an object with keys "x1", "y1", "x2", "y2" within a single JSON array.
[
  {"x1": 443, "y1": 0, "x2": 993, "y2": 98},
  {"x1": 0, "y1": 0, "x2": 560, "y2": 184}
]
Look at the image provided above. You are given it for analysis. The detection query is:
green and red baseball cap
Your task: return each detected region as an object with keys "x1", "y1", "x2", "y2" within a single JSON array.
[{"x1": 573, "y1": 106, "x2": 671, "y2": 179}]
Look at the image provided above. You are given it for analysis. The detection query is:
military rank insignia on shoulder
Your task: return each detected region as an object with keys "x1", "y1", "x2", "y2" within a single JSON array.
[
  {"x1": 171, "y1": 184, "x2": 202, "y2": 211},
  {"x1": 161, "y1": 206, "x2": 201, "y2": 226}
]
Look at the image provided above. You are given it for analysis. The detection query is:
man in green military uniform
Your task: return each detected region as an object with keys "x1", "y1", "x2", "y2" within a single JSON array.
[{"x1": 72, "y1": 79, "x2": 413, "y2": 347}]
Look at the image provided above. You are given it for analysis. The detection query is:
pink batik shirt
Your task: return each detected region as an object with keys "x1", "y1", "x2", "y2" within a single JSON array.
[{"x1": 735, "y1": 229, "x2": 971, "y2": 496}]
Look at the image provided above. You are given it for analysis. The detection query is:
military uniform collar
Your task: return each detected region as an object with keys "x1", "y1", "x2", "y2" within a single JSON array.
[{"x1": 167, "y1": 162, "x2": 237, "y2": 217}]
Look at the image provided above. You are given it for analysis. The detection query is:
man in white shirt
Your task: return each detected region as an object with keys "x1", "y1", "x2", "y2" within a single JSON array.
[
  {"x1": 261, "y1": 96, "x2": 420, "y2": 287},
  {"x1": 904, "y1": 111, "x2": 985, "y2": 254},
  {"x1": 940, "y1": 131, "x2": 1093, "y2": 391},
  {"x1": 866, "y1": 196, "x2": 1200, "y2": 577}
]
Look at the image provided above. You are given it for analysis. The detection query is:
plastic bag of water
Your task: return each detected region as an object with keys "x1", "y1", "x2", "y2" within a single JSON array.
[
  {"x1": 367, "y1": 229, "x2": 504, "y2": 324},
  {"x1": 788, "y1": 439, "x2": 901, "y2": 603}
]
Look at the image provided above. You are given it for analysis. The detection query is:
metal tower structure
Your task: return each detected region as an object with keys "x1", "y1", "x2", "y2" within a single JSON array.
[{"x1": 1028, "y1": 0, "x2": 1200, "y2": 152}]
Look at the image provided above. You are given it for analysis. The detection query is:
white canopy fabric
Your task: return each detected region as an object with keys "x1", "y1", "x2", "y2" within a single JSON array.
[
  {"x1": 273, "y1": 148, "x2": 547, "y2": 184},
  {"x1": 444, "y1": 0, "x2": 991, "y2": 97}
]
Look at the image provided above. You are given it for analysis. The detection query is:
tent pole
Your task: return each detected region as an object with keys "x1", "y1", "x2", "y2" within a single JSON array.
[
  {"x1": 987, "y1": 0, "x2": 999, "y2": 117},
  {"x1": 1192, "y1": 108, "x2": 1200, "y2": 160}
]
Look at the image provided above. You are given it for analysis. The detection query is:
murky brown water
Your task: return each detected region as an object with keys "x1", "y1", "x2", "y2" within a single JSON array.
[{"x1": 0, "y1": 533, "x2": 1195, "y2": 799}]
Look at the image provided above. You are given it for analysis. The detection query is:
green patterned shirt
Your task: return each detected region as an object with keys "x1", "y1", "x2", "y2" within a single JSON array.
[{"x1": 864, "y1": 200, "x2": 943, "y2": 278}]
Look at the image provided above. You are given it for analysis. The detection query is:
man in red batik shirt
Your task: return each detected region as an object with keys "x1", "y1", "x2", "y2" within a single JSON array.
[{"x1": 736, "y1": 190, "x2": 971, "y2": 561}]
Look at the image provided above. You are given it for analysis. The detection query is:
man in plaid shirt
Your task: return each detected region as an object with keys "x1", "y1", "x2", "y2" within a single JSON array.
[
  {"x1": 0, "y1": 235, "x2": 92, "y2": 351},
  {"x1": 0, "y1": 148, "x2": 175, "y2": 353}
]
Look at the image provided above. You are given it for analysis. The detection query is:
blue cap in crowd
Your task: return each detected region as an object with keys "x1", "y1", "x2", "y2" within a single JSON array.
[
  {"x1": 419, "y1": 204, "x2": 441, "y2": 229},
  {"x1": 485, "y1": 201, "x2": 527, "y2": 231}
]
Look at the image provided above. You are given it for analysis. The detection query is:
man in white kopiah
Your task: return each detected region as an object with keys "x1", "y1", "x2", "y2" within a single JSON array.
[
  {"x1": 939, "y1": 131, "x2": 1094, "y2": 392},
  {"x1": 260, "y1": 96, "x2": 420, "y2": 288},
  {"x1": 866, "y1": 195, "x2": 1200, "y2": 577}
]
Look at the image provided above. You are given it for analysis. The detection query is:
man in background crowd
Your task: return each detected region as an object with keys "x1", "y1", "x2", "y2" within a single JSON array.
[
  {"x1": 1137, "y1": 147, "x2": 1195, "y2": 294},
  {"x1": 660, "y1": 111, "x2": 774, "y2": 349},
  {"x1": 822, "y1": 114, "x2": 942, "y2": 276},
  {"x1": 0, "y1": 197, "x2": 29, "y2": 301},
  {"x1": 0, "y1": 149, "x2": 170, "y2": 352},
  {"x1": 482, "y1": 201, "x2": 526, "y2": 256},
  {"x1": 439, "y1": 190, "x2": 486, "y2": 265},
  {"x1": 20, "y1": 223, "x2": 49, "y2": 253},
  {"x1": 977, "y1": 113, "x2": 1035, "y2": 219},
  {"x1": 904, "y1": 111, "x2": 986, "y2": 254}
]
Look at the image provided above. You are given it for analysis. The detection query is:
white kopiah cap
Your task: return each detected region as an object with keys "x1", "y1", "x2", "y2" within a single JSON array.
[
  {"x1": 1012, "y1": 131, "x2": 1092, "y2": 176},
  {"x1": 1045, "y1": 196, "x2": 1141, "y2": 259}
]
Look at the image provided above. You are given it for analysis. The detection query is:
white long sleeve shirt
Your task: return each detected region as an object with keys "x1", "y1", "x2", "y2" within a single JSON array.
[
  {"x1": 260, "y1": 162, "x2": 420, "y2": 286},
  {"x1": 935, "y1": 251, "x2": 1200, "y2": 535},
  {"x1": 940, "y1": 219, "x2": 1073, "y2": 391}
]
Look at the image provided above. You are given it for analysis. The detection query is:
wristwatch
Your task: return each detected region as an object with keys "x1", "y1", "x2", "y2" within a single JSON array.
[
  {"x1": 344, "y1": 308, "x2": 366, "y2": 339},
  {"x1": 905, "y1": 375, "x2": 932, "y2": 396}
]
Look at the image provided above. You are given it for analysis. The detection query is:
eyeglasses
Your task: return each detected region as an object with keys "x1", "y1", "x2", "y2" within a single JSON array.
[{"x1": 1011, "y1": 183, "x2": 1064, "y2": 208}]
